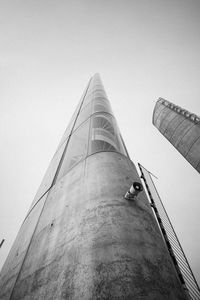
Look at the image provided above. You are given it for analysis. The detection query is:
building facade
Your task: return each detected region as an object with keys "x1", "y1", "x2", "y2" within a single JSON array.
[
  {"x1": 153, "y1": 98, "x2": 200, "y2": 174},
  {"x1": 0, "y1": 76, "x2": 188, "y2": 299}
]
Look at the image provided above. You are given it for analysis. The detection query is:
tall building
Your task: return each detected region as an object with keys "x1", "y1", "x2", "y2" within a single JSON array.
[
  {"x1": 153, "y1": 98, "x2": 200, "y2": 174},
  {"x1": 0, "y1": 75, "x2": 188, "y2": 299}
]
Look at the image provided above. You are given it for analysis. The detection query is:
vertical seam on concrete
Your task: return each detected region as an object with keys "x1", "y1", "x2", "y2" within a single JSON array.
[
  {"x1": 185, "y1": 134, "x2": 200, "y2": 163},
  {"x1": 22, "y1": 187, "x2": 51, "y2": 224},
  {"x1": 153, "y1": 105, "x2": 169, "y2": 125},
  {"x1": 159, "y1": 127, "x2": 200, "y2": 175},
  {"x1": 162, "y1": 113, "x2": 181, "y2": 136},
  {"x1": 152, "y1": 100, "x2": 163, "y2": 125},
  {"x1": 168, "y1": 117, "x2": 187, "y2": 142},
  {"x1": 9, "y1": 191, "x2": 50, "y2": 300},
  {"x1": 52, "y1": 76, "x2": 92, "y2": 185},
  {"x1": 159, "y1": 107, "x2": 173, "y2": 134},
  {"x1": 162, "y1": 115, "x2": 184, "y2": 140},
  {"x1": 24, "y1": 78, "x2": 93, "y2": 222},
  {"x1": 8, "y1": 77, "x2": 93, "y2": 299},
  {"x1": 86, "y1": 75, "x2": 95, "y2": 157},
  {"x1": 175, "y1": 123, "x2": 196, "y2": 150},
  {"x1": 158, "y1": 108, "x2": 176, "y2": 134},
  {"x1": 87, "y1": 114, "x2": 92, "y2": 158}
]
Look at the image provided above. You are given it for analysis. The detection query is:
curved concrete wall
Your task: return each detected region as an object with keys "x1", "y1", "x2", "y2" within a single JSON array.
[
  {"x1": 0, "y1": 79, "x2": 188, "y2": 300},
  {"x1": 0, "y1": 152, "x2": 187, "y2": 299},
  {"x1": 153, "y1": 98, "x2": 200, "y2": 173}
]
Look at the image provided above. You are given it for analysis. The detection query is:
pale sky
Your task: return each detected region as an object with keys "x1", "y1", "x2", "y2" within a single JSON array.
[{"x1": 0, "y1": 0, "x2": 200, "y2": 287}]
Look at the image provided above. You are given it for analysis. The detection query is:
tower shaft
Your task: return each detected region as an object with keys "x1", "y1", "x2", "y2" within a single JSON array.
[
  {"x1": 0, "y1": 76, "x2": 188, "y2": 299},
  {"x1": 153, "y1": 97, "x2": 200, "y2": 173}
]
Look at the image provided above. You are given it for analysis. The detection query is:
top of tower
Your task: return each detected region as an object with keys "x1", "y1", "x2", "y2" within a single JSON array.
[{"x1": 153, "y1": 97, "x2": 200, "y2": 125}]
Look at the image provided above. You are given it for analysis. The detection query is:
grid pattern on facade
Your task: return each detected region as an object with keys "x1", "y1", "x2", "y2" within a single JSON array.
[
  {"x1": 28, "y1": 74, "x2": 128, "y2": 214},
  {"x1": 55, "y1": 74, "x2": 128, "y2": 183}
]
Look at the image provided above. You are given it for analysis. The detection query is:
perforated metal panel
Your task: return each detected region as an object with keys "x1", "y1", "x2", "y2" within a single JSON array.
[{"x1": 139, "y1": 163, "x2": 200, "y2": 300}]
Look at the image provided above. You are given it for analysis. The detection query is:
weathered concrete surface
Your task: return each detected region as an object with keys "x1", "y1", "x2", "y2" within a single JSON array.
[
  {"x1": 0, "y1": 77, "x2": 189, "y2": 300},
  {"x1": 1, "y1": 152, "x2": 187, "y2": 300},
  {"x1": 0, "y1": 195, "x2": 46, "y2": 299},
  {"x1": 28, "y1": 142, "x2": 66, "y2": 211},
  {"x1": 28, "y1": 77, "x2": 91, "y2": 212},
  {"x1": 153, "y1": 98, "x2": 200, "y2": 173}
]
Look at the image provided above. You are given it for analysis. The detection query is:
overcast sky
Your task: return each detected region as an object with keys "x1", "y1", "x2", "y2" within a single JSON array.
[{"x1": 0, "y1": 0, "x2": 200, "y2": 286}]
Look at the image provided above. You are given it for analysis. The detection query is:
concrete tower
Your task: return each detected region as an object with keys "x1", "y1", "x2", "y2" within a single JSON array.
[
  {"x1": 153, "y1": 98, "x2": 200, "y2": 174},
  {"x1": 0, "y1": 75, "x2": 188, "y2": 299}
]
